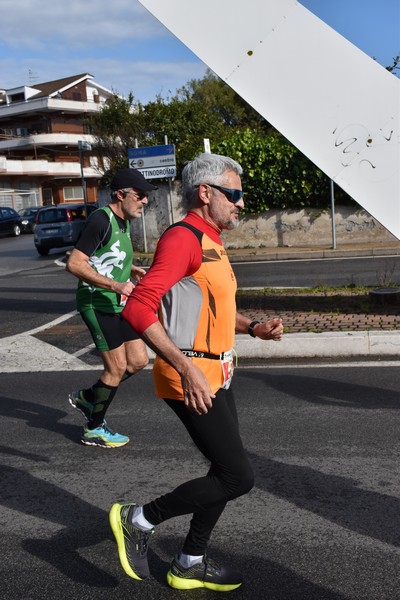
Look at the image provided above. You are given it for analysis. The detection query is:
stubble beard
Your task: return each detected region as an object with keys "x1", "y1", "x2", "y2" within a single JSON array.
[{"x1": 224, "y1": 214, "x2": 240, "y2": 230}]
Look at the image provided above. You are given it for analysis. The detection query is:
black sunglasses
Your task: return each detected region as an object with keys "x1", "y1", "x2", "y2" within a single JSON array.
[
  {"x1": 123, "y1": 189, "x2": 149, "y2": 200},
  {"x1": 203, "y1": 183, "x2": 244, "y2": 204}
]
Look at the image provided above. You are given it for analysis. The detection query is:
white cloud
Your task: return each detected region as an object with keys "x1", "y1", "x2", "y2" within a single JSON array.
[
  {"x1": 0, "y1": 0, "x2": 208, "y2": 102},
  {"x1": 0, "y1": 0, "x2": 164, "y2": 48}
]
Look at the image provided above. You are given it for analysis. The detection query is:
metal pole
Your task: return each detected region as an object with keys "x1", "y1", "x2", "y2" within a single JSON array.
[
  {"x1": 168, "y1": 178, "x2": 175, "y2": 224},
  {"x1": 135, "y1": 138, "x2": 148, "y2": 253},
  {"x1": 141, "y1": 201, "x2": 148, "y2": 253},
  {"x1": 330, "y1": 179, "x2": 336, "y2": 250},
  {"x1": 165, "y1": 134, "x2": 175, "y2": 224}
]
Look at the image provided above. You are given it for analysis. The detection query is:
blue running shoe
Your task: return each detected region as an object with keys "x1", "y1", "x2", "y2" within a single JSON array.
[
  {"x1": 68, "y1": 390, "x2": 93, "y2": 421},
  {"x1": 81, "y1": 422, "x2": 129, "y2": 448},
  {"x1": 167, "y1": 555, "x2": 242, "y2": 591},
  {"x1": 109, "y1": 503, "x2": 154, "y2": 580}
]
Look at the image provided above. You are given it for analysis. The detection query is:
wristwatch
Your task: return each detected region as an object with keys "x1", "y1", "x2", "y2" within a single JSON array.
[{"x1": 248, "y1": 320, "x2": 261, "y2": 338}]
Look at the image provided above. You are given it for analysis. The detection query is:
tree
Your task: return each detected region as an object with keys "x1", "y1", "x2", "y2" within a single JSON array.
[
  {"x1": 88, "y1": 70, "x2": 273, "y2": 181},
  {"x1": 214, "y1": 129, "x2": 331, "y2": 213},
  {"x1": 386, "y1": 54, "x2": 400, "y2": 75},
  {"x1": 179, "y1": 69, "x2": 271, "y2": 133},
  {"x1": 88, "y1": 93, "x2": 146, "y2": 186}
]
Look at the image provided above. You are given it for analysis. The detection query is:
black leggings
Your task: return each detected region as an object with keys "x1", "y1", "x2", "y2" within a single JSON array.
[{"x1": 143, "y1": 386, "x2": 254, "y2": 555}]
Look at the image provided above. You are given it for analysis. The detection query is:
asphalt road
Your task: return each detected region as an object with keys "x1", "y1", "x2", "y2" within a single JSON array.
[
  {"x1": 2, "y1": 234, "x2": 400, "y2": 288},
  {"x1": 1, "y1": 234, "x2": 400, "y2": 599},
  {"x1": 1, "y1": 365, "x2": 400, "y2": 600},
  {"x1": 232, "y1": 255, "x2": 400, "y2": 289}
]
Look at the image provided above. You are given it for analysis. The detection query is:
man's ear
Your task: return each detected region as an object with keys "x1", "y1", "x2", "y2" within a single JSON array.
[
  {"x1": 198, "y1": 183, "x2": 211, "y2": 205},
  {"x1": 116, "y1": 189, "x2": 127, "y2": 201}
]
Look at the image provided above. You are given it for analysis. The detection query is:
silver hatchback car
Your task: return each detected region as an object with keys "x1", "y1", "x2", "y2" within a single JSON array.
[{"x1": 34, "y1": 202, "x2": 98, "y2": 256}]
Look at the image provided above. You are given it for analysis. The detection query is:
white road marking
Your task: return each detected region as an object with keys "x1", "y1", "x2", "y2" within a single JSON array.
[{"x1": 24, "y1": 310, "x2": 78, "y2": 336}]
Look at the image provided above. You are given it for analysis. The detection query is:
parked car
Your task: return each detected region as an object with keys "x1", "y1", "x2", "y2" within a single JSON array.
[
  {"x1": 34, "y1": 202, "x2": 98, "y2": 256},
  {"x1": 18, "y1": 206, "x2": 43, "y2": 233},
  {"x1": 0, "y1": 206, "x2": 27, "y2": 237}
]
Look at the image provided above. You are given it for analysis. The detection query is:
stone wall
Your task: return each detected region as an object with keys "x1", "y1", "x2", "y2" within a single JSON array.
[{"x1": 130, "y1": 181, "x2": 397, "y2": 252}]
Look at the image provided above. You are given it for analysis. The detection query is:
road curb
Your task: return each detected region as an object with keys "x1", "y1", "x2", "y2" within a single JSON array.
[
  {"x1": 233, "y1": 330, "x2": 400, "y2": 359},
  {"x1": 1, "y1": 330, "x2": 400, "y2": 373},
  {"x1": 228, "y1": 247, "x2": 400, "y2": 262}
]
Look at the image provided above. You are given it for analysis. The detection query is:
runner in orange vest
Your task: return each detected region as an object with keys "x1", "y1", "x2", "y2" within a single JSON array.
[{"x1": 109, "y1": 153, "x2": 283, "y2": 591}]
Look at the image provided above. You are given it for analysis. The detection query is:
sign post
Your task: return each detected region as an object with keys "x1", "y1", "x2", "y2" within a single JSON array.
[
  {"x1": 128, "y1": 142, "x2": 177, "y2": 225},
  {"x1": 128, "y1": 144, "x2": 176, "y2": 179}
]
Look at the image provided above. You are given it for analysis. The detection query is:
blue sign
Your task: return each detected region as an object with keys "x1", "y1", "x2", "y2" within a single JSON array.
[
  {"x1": 128, "y1": 144, "x2": 176, "y2": 179},
  {"x1": 129, "y1": 144, "x2": 175, "y2": 160}
]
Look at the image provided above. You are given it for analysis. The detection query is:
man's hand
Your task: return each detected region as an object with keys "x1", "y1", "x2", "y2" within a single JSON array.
[
  {"x1": 114, "y1": 280, "x2": 135, "y2": 296},
  {"x1": 138, "y1": 321, "x2": 216, "y2": 415},
  {"x1": 180, "y1": 362, "x2": 216, "y2": 415},
  {"x1": 254, "y1": 318, "x2": 283, "y2": 341},
  {"x1": 131, "y1": 265, "x2": 146, "y2": 283}
]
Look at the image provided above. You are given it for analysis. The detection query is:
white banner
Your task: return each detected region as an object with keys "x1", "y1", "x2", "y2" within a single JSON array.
[
  {"x1": 138, "y1": 0, "x2": 400, "y2": 238},
  {"x1": 138, "y1": 166, "x2": 177, "y2": 179}
]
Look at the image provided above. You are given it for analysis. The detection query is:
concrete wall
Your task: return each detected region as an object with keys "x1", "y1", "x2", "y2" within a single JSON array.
[{"x1": 130, "y1": 181, "x2": 398, "y2": 252}]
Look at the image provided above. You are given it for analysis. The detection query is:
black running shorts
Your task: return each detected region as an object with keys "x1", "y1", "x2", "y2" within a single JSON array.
[{"x1": 80, "y1": 308, "x2": 140, "y2": 352}]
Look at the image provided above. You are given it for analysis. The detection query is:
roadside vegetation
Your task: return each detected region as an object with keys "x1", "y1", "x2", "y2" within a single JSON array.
[
  {"x1": 236, "y1": 285, "x2": 371, "y2": 297},
  {"x1": 236, "y1": 285, "x2": 400, "y2": 318},
  {"x1": 89, "y1": 56, "x2": 399, "y2": 215}
]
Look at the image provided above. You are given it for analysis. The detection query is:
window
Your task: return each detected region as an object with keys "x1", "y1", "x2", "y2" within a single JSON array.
[
  {"x1": 42, "y1": 188, "x2": 53, "y2": 205},
  {"x1": 9, "y1": 92, "x2": 25, "y2": 103},
  {"x1": 64, "y1": 186, "x2": 83, "y2": 201},
  {"x1": 14, "y1": 182, "x2": 40, "y2": 211},
  {"x1": 0, "y1": 181, "x2": 12, "y2": 206}
]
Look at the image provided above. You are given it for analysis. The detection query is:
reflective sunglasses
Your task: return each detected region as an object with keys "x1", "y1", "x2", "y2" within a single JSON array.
[
  {"x1": 123, "y1": 188, "x2": 149, "y2": 200},
  {"x1": 204, "y1": 183, "x2": 244, "y2": 204}
]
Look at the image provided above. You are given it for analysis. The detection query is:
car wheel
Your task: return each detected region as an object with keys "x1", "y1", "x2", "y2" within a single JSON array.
[
  {"x1": 12, "y1": 224, "x2": 21, "y2": 236},
  {"x1": 36, "y1": 246, "x2": 50, "y2": 256}
]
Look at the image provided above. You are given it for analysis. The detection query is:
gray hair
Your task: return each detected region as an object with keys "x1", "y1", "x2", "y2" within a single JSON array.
[
  {"x1": 181, "y1": 153, "x2": 243, "y2": 211},
  {"x1": 110, "y1": 188, "x2": 130, "y2": 202}
]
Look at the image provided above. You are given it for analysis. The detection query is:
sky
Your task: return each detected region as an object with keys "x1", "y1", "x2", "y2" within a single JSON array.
[{"x1": 0, "y1": 0, "x2": 398, "y2": 103}]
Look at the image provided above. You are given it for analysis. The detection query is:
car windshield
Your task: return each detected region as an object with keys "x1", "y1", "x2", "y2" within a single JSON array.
[
  {"x1": 37, "y1": 209, "x2": 67, "y2": 223},
  {"x1": 0, "y1": 208, "x2": 17, "y2": 218},
  {"x1": 19, "y1": 208, "x2": 39, "y2": 216},
  {"x1": 37, "y1": 206, "x2": 87, "y2": 223}
]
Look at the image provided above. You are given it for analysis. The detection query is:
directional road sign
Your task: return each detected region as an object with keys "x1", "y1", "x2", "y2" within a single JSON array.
[{"x1": 128, "y1": 144, "x2": 176, "y2": 179}]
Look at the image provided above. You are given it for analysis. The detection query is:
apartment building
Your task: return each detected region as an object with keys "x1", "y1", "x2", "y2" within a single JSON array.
[{"x1": 0, "y1": 73, "x2": 114, "y2": 209}]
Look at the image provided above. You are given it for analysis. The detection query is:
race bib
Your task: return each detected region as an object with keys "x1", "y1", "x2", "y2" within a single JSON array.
[{"x1": 221, "y1": 349, "x2": 236, "y2": 390}]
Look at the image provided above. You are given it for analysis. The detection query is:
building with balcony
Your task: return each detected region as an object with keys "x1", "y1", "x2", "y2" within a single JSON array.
[{"x1": 0, "y1": 73, "x2": 114, "y2": 209}]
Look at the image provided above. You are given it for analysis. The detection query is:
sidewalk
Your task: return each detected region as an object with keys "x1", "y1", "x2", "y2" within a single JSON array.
[
  {"x1": 230, "y1": 241, "x2": 400, "y2": 359},
  {"x1": 2, "y1": 241, "x2": 400, "y2": 374},
  {"x1": 225, "y1": 240, "x2": 400, "y2": 262}
]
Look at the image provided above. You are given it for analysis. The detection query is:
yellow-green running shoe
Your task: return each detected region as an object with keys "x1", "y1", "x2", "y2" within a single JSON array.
[
  {"x1": 167, "y1": 555, "x2": 243, "y2": 592},
  {"x1": 109, "y1": 503, "x2": 154, "y2": 580}
]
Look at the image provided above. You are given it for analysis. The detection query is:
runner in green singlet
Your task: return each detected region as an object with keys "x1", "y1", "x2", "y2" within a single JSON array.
[{"x1": 66, "y1": 168, "x2": 157, "y2": 448}]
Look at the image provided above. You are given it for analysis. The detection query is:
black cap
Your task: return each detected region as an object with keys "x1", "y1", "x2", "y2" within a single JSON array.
[{"x1": 110, "y1": 168, "x2": 158, "y2": 192}]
